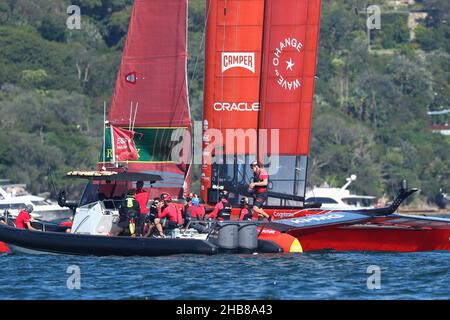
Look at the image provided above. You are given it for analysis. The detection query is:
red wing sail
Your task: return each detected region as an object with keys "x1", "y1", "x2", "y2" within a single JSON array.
[
  {"x1": 102, "y1": 0, "x2": 191, "y2": 199},
  {"x1": 201, "y1": 0, "x2": 322, "y2": 206},
  {"x1": 259, "y1": 0, "x2": 321, "y2": 156},
  {"x1": 201, "y1": 0, "x2": 265, "y2": 203}
]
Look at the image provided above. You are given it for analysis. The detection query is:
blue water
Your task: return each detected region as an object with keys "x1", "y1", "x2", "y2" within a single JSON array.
[{"x1": 0, "y1": 251, "x2": 449, "y2": 300}]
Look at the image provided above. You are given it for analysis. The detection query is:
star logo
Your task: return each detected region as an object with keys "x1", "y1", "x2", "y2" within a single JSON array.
[
  {"x1": 272, "y1": 37, "x2": 303, "y2": 90},
  {"x1": 286, "y1": 58, "x2": 295, "y2": 71}
]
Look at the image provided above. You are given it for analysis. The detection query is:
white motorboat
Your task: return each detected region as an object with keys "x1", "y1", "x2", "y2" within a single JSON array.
[
  {"x1": 305, "y1": 175, "x2": 378, "y2": 210},
  {"x1": 0, "y1": 183, "x2": 71, "y2": 221}
]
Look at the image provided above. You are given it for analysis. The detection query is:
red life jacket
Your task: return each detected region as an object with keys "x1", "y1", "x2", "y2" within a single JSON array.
[{"x1": 253, "y1": 168, "x2": 269, "y2": 193}]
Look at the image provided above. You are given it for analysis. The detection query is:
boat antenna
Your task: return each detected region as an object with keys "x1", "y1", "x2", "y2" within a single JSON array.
[{"x1": 102, "y1": 101, "x2": 106, "y2": 171}]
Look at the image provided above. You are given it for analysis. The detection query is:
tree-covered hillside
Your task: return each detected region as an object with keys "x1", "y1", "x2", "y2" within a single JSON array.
[{"x1": 0, "y1": 0, "x2": 448, "y2": 205}]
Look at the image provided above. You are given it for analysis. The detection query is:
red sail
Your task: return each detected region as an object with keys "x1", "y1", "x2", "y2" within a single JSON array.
[
  {"x1": 103, "y1": 0, "x2": 191, "y2": 198},
  {"x1": 201, "y1": 0, "x2": 265, "y2": 203},
  {"x1": 201, "y1": 0, "x2": 322, "y2": 205},
  {"x1": 259, "y1": 0, "x2": 321, "y2": 156},
  {"x1": 109, "y1": 0, "x2": 190, "y2": 128}
]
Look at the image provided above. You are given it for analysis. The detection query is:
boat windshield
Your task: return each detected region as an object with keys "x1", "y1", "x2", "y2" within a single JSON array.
[{"x1": 79, "y1": 181, "x2": 129, "y2": 208}]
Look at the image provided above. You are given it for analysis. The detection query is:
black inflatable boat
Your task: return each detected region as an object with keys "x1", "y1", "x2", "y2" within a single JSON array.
[{"x1": 0, "y1": 222, "x2": 283, "y2": 256}]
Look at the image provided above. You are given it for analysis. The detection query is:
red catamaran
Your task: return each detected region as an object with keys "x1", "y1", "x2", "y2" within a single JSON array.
[{"x1": 200, "y1": 0, "x2": 450, "y2": 252}]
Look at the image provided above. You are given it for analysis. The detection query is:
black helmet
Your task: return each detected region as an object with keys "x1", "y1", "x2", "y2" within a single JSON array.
[
  {"x1": 240, "y1": 197, "x2": 249, "y2": 206},
  {"x1": 219, "y1": 190, "x2": 229, "y2": 200},
  {"x1": 25, "y1": 204, "x2": 34, "y2": 213}
]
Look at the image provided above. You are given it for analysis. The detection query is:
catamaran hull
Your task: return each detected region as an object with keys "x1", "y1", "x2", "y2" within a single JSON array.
[
  {"x1": 255, "y1": 207, "x2": 450, "y2": 252},
  {"x1": 289, "y1": 226, "x2": 450, "y2": 252}
]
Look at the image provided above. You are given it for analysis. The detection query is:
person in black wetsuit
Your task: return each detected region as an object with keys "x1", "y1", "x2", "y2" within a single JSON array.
[
  {"x1": 144, "y1": 198, "x2": 165, "y2": 237},
  {"x1": 118, "y1": 189, "x2": 141, "y2": 236}
]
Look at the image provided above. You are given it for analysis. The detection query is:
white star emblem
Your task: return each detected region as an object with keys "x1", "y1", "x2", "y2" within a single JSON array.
[{"x1": 286, "y1": 58, "x2": 295, "y2": 71}]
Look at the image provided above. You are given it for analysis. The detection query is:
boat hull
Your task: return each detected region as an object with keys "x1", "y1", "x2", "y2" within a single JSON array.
[
  {"x1": 0, "y1": 224, "x2": 287, "y2": 256},
  {"x1": 224, "y1": 208, "x2": 450, "y2": 252},
  {"x1": 287, "y1": 218, "x2": 450, "y2": 252},
  {"x1": 0, "y1": 224, "x2": 218, "y2": 256}
]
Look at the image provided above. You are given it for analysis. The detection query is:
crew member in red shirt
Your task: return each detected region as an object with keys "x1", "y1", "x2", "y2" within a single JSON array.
[
  {"x1": 135, "y1": 181, "x2": 149, "y2": 215},
  {"x1": 158, "y1": 194, "x2": 183, "y2": 228},
  {"x1": 187, "y1": 196, "x2": 208, "y2": 233},
  {"x1": 134, "y1": 181, "x2": 150, "y2": 236},
  {"x1": 249, "y1": 161, "x2": 271, "y2": 221},
  {"x1": 15, "y1": 205, "x2": 37, "y2": 230},
  {"x1": 239, "y1": 197, "x2": 253, "y2": 221},
  {"x1": 208, "y1": 190, "x2": 232, "y2": 221},
  {"x1": 187, "y1": 196, "x2": 205, "y2": 220}
]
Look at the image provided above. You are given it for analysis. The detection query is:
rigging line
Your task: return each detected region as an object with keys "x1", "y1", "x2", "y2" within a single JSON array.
[
  {"x1": 129, "y1": 101, "x2": 133, "y2": 131},
  {"x1": 167, "y1": 0, "x2": 207, "y2": 131},
  {"x1": 217, "y1": 0, "x2": 228, "y2": 194},
  {"x1": 187, "y1": 1, "x2": 212, "y2": 98},
  {"x1": 132, "y1": 102, "x2": 139, "y2": 133},
  {"x1": 256, "y1": 0, "x2": 268, "y2": 165}
]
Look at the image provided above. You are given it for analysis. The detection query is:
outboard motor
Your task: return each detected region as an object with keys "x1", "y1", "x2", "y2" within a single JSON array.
[
  {"x1": 208, "y1": 221, "x2": 239, "y2": 250},
  {"x1": 238, "y1": 222, "x2": 258, "y2": 250}
]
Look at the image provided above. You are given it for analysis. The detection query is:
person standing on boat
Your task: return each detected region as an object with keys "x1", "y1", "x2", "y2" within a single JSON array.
[
  {"x1": 208, "y1": 190, "x2": 232, "y2": 221},
  {"x1": 249, "y1": 161, "x2": 271, "y2": 221},
  {"x1": 15, "y1": 205, "x2": 37, "y2": 230},
  {"x1": 118, "y1": 189, "x2": 141, "y2": 236},
  {"x1": 239, "y1": 197, "x2": 253, "y2": 221},
  {"x1": 135, "y1": 181, "x2": 149, "y2": 235},
  {"x1": 135, "y1": 181, "x2": 149, "y2": 215}
]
